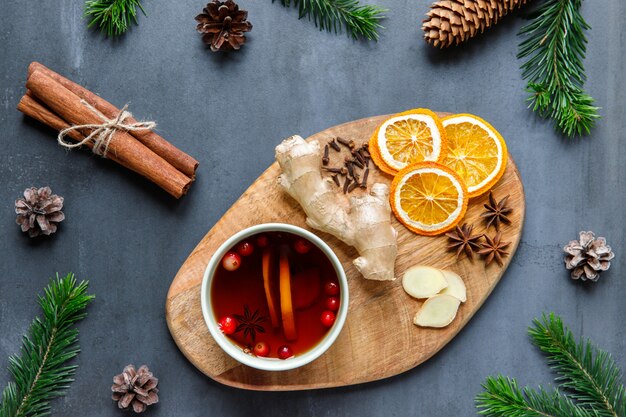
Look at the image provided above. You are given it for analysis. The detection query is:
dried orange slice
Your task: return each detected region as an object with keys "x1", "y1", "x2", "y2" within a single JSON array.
[
  {"x1": 440, "y1": 114, "x2": 507, "y2": 198},
  {"x1": 390, "y1": 162, "x2": 468, "y2": 236},
  {"x1": 368, "y1": 137, "x2": 391, "y2": 174},
  {"x1": 369, "y1": 109, "x2": 447, "y2": 175}
]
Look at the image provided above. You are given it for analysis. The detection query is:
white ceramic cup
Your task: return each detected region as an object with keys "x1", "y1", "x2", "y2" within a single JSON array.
[{"x1": 200, "y1": 223, "x2": 349, "y2": 371}]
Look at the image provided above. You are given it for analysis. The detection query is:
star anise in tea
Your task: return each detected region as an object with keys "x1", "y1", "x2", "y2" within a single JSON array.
[
  {"x1": 233, "y1": 305, "x2": 267, "y2": 342},
  {"x1": 481, "y1": 191, "x2": 513, "y2": 231},
  {"x1": 478, "y1": 232, "x2": 511, "y2": 266},
  {"x1": 446, "y1": 223, "x2": 482, "y2": 260}
]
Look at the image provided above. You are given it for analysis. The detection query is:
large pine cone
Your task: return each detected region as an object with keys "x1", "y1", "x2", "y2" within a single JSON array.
[
  {"x1": 564, "y1": 231, "x2": 615, "y2": 282},
  {"x1": 422, "y1": 0, "x2": 526, "y2": 48},
  {"x1": 15, "y1": 187, "x2": 64, "y2": 237},
  {"x1": 195, "y1": 0, "x2": 252, "y2": 52},
  {"x1": 111, "y1": 365, "x2": 159, "y2": 414}
]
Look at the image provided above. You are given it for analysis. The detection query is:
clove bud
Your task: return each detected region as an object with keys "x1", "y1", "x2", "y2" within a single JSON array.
[
  {"x1": 342, "y1": 177, "x2": 352, "y2": 194},
  {"x1": 323, "y1": 166, "x2": 347, "y2": 175},
  {"x1": 360, "y1": 168, "x2": 369, "y2": 188},
  {"x1": 354, "y1": 150, "x2": 366, "y2": 166},
  {"x1": 337, "y1": 136, "x2": 355, "y2": 150},
  {"x1": 345, "y1": 159, "x2": 354, "y2": 178}
]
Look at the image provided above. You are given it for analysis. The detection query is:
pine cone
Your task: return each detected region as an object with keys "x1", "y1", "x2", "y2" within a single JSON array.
[
  {"x1": 564, "y1": 231, "x2": 615, "y2": 282},
  {"x1": 15, "y1": 187, "x2": 64, "y2": 237},
  {"x1": 422, "y1": 0, "x2": 527, "y2": 48},
  {"x1": 195, "y1": 0, "x2": 252, "y2": 52},
  {"x1": 111, "y1": 365, "x2": 159, "y2": 413}
]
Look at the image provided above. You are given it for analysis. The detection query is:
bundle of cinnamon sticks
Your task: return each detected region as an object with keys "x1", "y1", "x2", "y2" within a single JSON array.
[{"x1": 18, "y1": 62, "x2": 198, "y2": 198}]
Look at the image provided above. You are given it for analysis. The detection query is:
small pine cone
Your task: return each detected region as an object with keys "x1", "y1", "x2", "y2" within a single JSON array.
[
  {"x1": 15, "y1": 187, "x2": 64, "y2": 237},
  {"x1": 422, "y1": 0, "x2": 527, "y2": 48},
  {"x1": 563, "y1": 231, "x2": 615, "y2": 282},
  {"x1": 195, "y1": 0, "x2": 252, "y2": 52},
  {"x1": 111, "y1": 365, "x2": 159, "y2": 414}
]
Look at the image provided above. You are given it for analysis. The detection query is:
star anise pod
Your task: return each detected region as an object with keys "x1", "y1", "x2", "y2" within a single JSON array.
[
  {"x1": 478, "y1": 232, "x2": 511, "y2": 266},
  {"x1": 446, "y1": 223, "x2": 482, "y2": 260},
  {"x1": 233, "y1": 305, "x2": 267, "y2": 342},
  {"x1": 481, "y1": 191, "x2": 513, "y2": 231}
]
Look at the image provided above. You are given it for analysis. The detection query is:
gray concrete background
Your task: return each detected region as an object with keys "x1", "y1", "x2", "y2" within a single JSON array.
[{"x1": 1, "y1": 0, "x2": 624, "y2": 415}]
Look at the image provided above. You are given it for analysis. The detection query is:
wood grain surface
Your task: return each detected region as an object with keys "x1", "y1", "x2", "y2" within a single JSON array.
[{"x1": 165, "y1": 114, "x2": 525, "y2": 391}]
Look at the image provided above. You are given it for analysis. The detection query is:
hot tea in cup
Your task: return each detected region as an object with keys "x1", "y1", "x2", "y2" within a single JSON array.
[{"x1": 211, "y1": 230, "x2": 342, "y2": 361}]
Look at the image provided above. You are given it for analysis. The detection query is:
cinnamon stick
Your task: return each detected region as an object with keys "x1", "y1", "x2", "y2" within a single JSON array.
[
  {"x1": 28, "y1": 62, "x2": 199, "y2": 178},
  {"x1": 18, "y1": 93, "x2": 83, "y2": 142},
  {"x1": 25, "y1": 70, "x2": 192, "y2": 198},
  {"x1": 18, "y1": 93, "x2": 143, "y2": 180}
]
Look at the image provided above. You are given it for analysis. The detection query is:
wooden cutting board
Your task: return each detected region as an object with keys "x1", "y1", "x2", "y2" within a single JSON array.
[{"x1": 165, "y1": 113, "x2": 525, "y2": 391}]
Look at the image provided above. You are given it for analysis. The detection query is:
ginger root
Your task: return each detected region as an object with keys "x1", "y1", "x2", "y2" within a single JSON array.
[{"x1": 275, "y1": 135, "x2": 398, "y2": 281}]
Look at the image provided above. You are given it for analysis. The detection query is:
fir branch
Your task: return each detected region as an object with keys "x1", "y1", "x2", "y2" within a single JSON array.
[
  {"x1": 477, "y1": 375, "x2": 596, "y2": 417},
  {"x1": 517, "y1": 0, "x2": 600, "y2": 137},
  {"x1": 0, "y1": 273, "x2": 94, "y2": 417},
  {"x1": 530, "y1": 313, "x2": 626, "y2": 417},
  {"x1": 84, "y1": 0, "x2": 146, "y2": 37},
  {"x1": 273, "y1": 0, "x2": 386, "y2": 41},
  {"x1": 476, "y1": 314, "x2": 626, "y2": 417}
]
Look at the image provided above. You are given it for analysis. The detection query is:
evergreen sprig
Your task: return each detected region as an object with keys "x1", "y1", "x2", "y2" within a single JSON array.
[
  {"x1": 0, "y1": 273, "x2": 94, "y2": 417},
  {"x1": 476, "y1": 313, "x2": 626, "y2": 417},
  {"x1": 273, "y1": 0, "x2": 386, "y2": 41},
  {"x1": 477, "y1": 376, "x2": 596, "y2": 417},
  {"x1": 517, "y1": 0, "x2": 600, "y2": 137},
  {"x1": 84, "y1": 0, "x2": 146, "y2": 37},
  {"x1": 530, "y1": 314, "x2": 626, "y2": 417}
]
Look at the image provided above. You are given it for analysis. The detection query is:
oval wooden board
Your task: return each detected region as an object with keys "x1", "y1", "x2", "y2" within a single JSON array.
[{"x1": 166, "y1": 113, "x2": 525, "y2": 391}]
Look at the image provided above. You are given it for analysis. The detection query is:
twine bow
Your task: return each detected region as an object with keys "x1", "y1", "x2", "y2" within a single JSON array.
[{"x1": 57, "y1": 100, "x2": 156, "y2": 158}]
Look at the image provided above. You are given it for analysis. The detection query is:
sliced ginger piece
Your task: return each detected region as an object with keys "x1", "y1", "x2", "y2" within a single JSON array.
[
  {"x1": 279, "y1": 251, "x2": 297, "y2": 341},
  {"x1": 440, "y1": 270, "x2": 467, "y2": 302},
  {"x1": 402, "y1": 266, "x2": 448, "y2": 299},
  {"x1": 262, "y1": 249, "x2": 280, "y2": 328},
  {"x1": 414, "y1": 294, "x2": 461, "y2": 328}
]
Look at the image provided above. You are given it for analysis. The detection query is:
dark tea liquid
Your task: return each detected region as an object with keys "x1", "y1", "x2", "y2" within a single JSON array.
[{"x1": 211, "y1": 231, "x2": 340, "y2": 359}]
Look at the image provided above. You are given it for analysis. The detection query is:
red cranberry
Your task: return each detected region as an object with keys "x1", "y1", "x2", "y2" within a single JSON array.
[
  {"x1": 218, "y1": 316, "x2": 237, "y2": 335},
  {"x1": 325, "y1": 296, "x2": 340, "y2": 311},
  {"x1": 324, "y1": 281, "x2": 339, "y2": 296},
  {"x1": 222, "y1": 252, "x2": 241, "y2": 271},
  {"x1": 277, "y1": 345, "x2": 294, "y2": 360},
  {"x1": 237, "y1": 241, "x2": 254, "y2": 256},
  {"x1": 321, "y1": 311, "x2": 336, "y2": 327},
  {"x1": 294, "y1": 238, "x2": 312, "y2": 254},
  {"x1": 253, "y1": 341, "x2": 270, "y2": 357},
  {"x1": 256, "y1": 234, "x2": 269, "y2": 248}
]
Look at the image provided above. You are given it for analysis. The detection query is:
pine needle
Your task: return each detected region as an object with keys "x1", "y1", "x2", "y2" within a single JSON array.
[
  {"x1": 84, "y1": 0, "x2": 146, "y2": 37},
  {"x1": 0, "y1": 273, "x2": 94, "y2": 417},
  {"x1": 530, "y1": 313, "x2": 626, "y2": 417},
  {"x1": 476, "y1": 313, "x2": 626, "y2": 417},
  {"x1": 477, "y1": 375, "x2": 596, "y2": 417},
  {"x1": 273, "y1": 0, "x2": 386, "y2": 41},
  {"x1": 517, "y1": 0, "x2": 600, "y2": 137}
]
